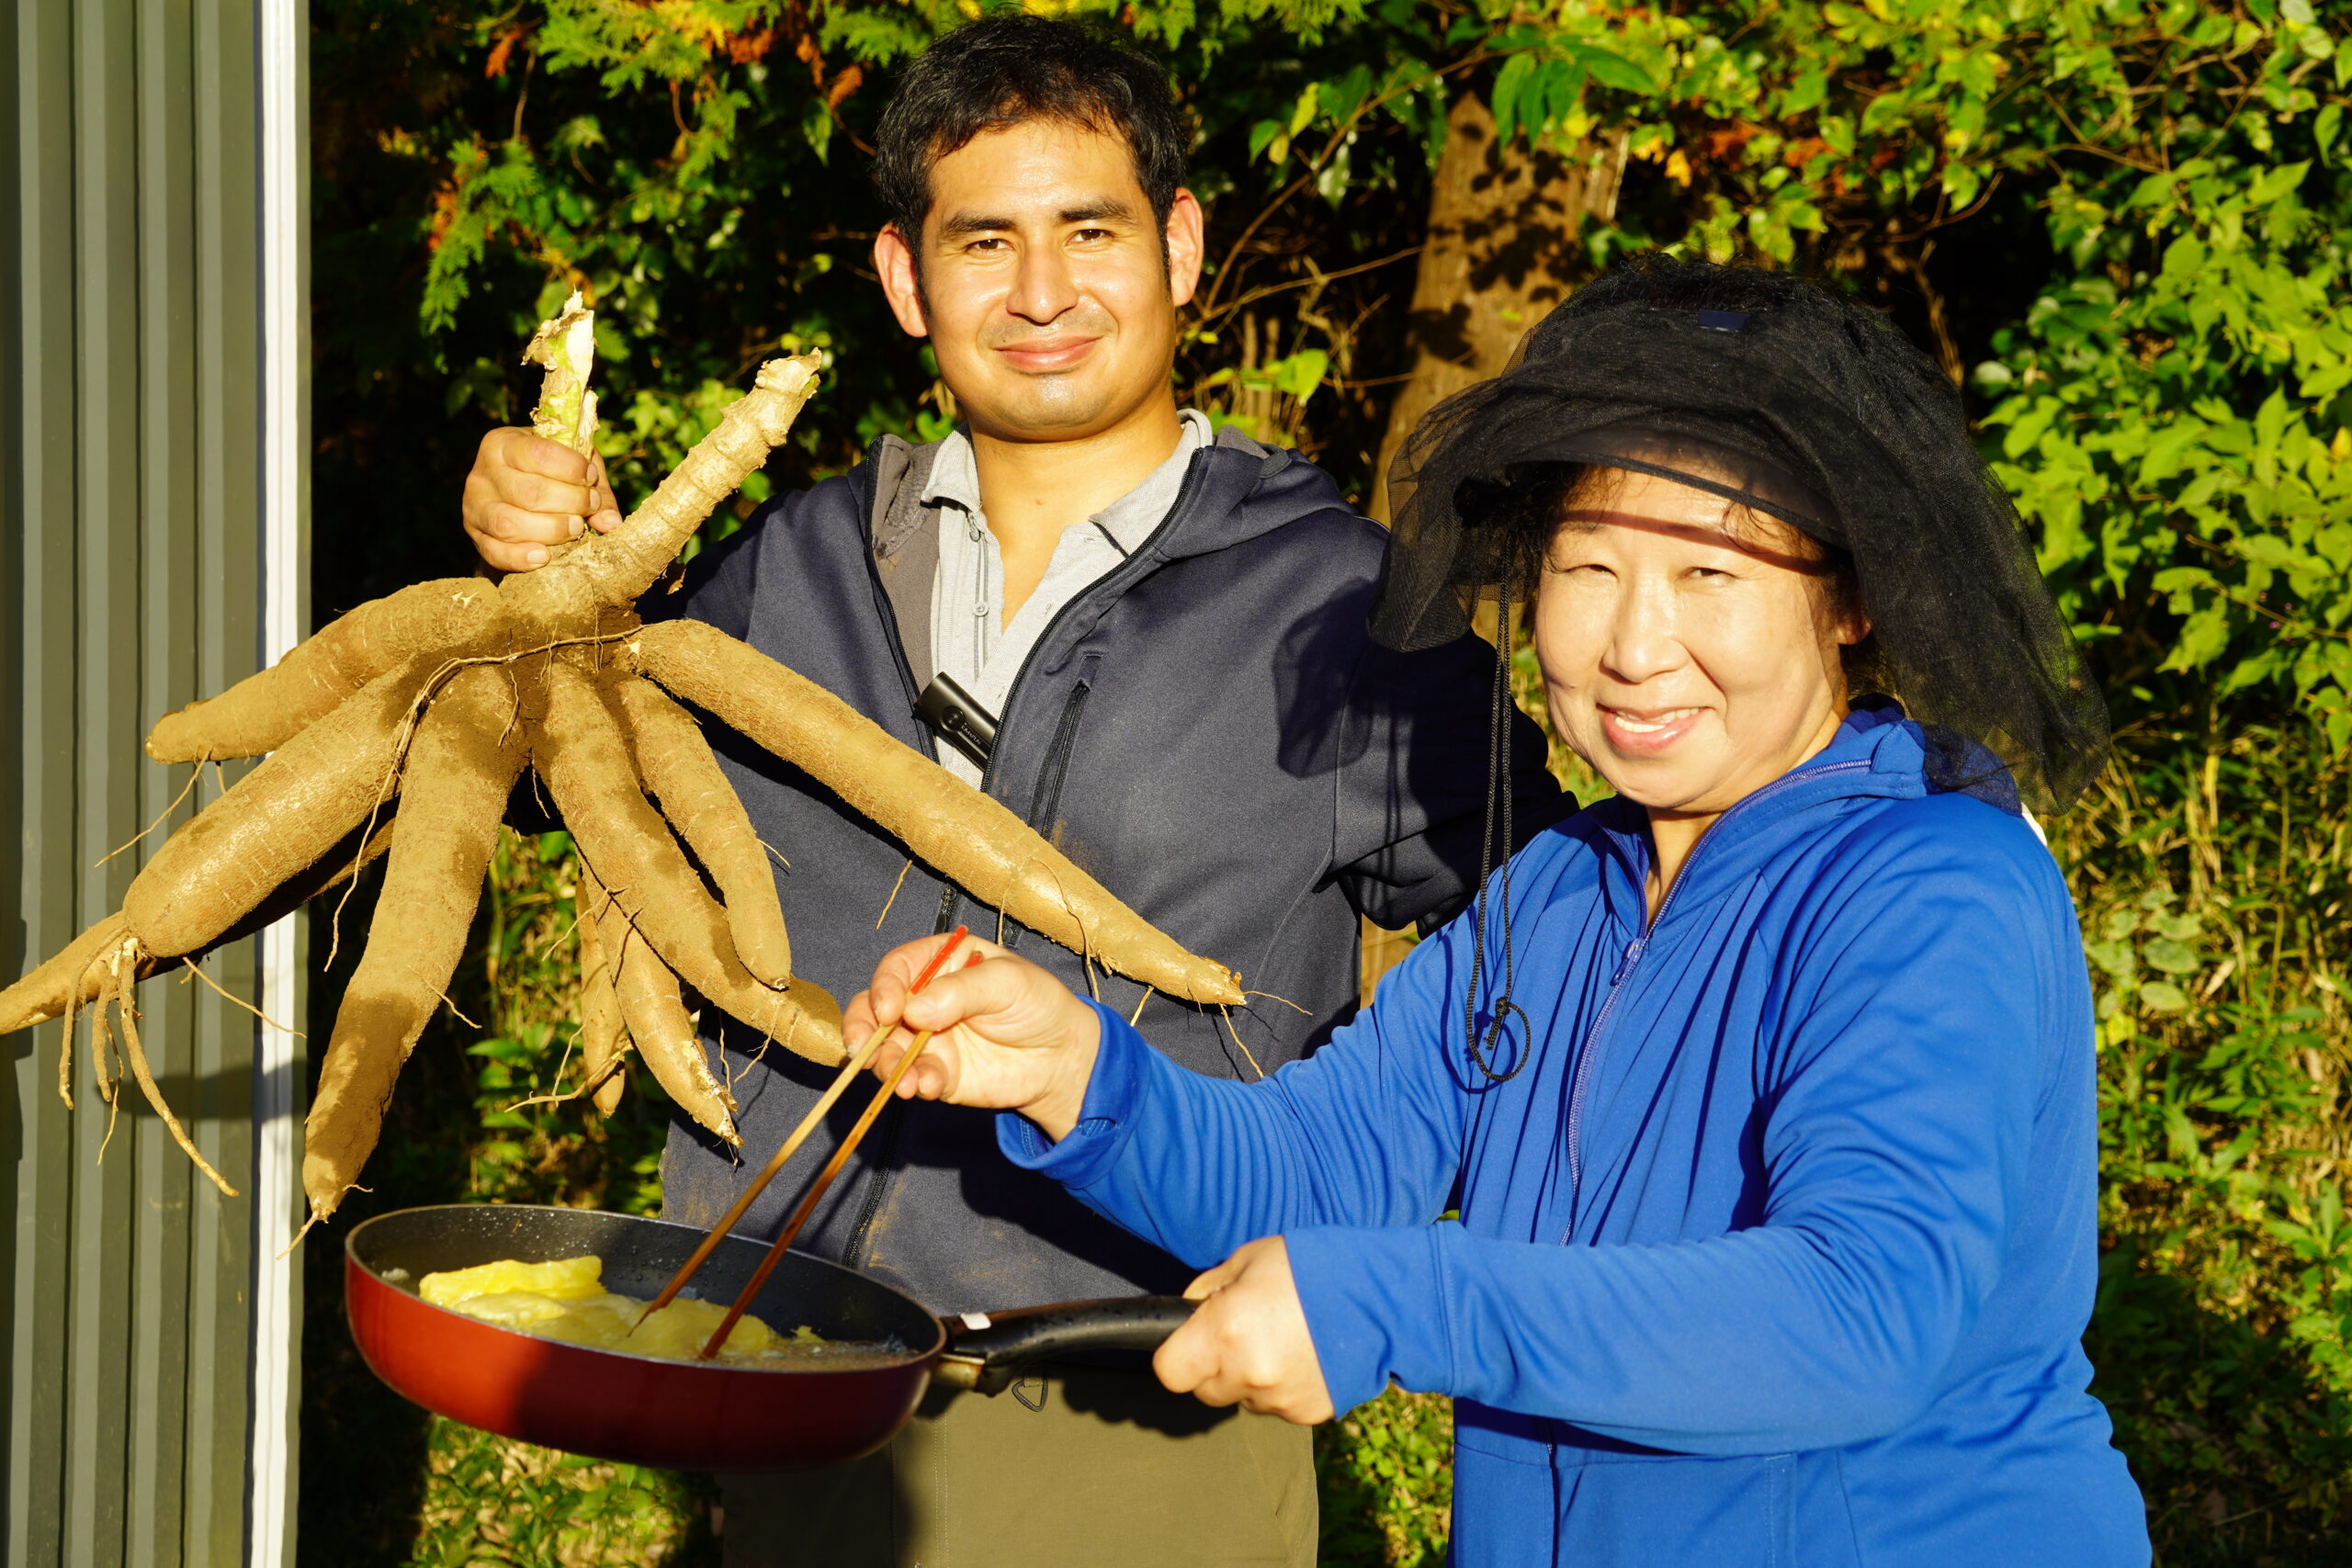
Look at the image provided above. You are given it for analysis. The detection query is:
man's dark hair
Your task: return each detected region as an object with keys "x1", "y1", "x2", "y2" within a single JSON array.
[{"x1": 872, "y1": 17, "x2": 1189, "y2": 247}]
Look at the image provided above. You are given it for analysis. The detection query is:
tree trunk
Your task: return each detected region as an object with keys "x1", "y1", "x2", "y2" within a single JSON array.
[{"x1": 1371, "y1": 95, "x2": 1628, "y2": 521}]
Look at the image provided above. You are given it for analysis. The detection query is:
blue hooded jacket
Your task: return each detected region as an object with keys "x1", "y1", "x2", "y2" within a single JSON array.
[{"x1": 1001, "y1": 707, "x2": 2150, "y2": 1566}]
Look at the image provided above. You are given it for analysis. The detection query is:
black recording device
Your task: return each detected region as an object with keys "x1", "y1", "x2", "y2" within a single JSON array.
[{"x1": 916, "y1": 672, "x2": 999, "y2": 771}]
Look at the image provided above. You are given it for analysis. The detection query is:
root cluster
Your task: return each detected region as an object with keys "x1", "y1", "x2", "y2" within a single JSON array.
[{"x1": 0, "y1": 298, "x2": 1240, "y2": 1232}]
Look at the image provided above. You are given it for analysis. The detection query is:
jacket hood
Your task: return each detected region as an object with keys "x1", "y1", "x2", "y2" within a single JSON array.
[{"x1": 1587, "y1": 700, "x2": 2019, "y2": 927}]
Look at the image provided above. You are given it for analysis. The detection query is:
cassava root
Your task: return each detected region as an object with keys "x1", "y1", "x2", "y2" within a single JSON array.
[
  {"x1": 3, "y1": 293, "x2": 1240, "y2": 1231},
  {"x1": 635, "y1": 619, "x2": 1244, "y2": 1007}
]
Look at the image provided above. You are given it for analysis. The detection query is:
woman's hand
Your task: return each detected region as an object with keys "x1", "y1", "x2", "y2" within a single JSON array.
[
  {"x1": 1155, "y1": 1236, "x2": 1334, "y2": 1426},
  {"x1": 846, "y1": 935, "x2": 1103, "y2": 1140}
]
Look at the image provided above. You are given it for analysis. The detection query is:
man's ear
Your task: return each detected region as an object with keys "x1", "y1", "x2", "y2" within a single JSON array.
[
  {"x1": 874, "y1": 223, "x2": 931, "y2": 338},
  {"x1": 1164, "y1": 189, "x2": 1205, "y2": 309}
]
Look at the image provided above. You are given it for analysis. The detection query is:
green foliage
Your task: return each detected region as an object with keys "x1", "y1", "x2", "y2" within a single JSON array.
[
  {"x1": 1317, "y1": 1390, "x2": 1455, "y2": 1567},
  {"x1": 413, "y1": 1418, "x2": 715, "y2": 1566},
  {"x1": 2065, "y1": 725, "x2": 2352, "y2": 1560}
]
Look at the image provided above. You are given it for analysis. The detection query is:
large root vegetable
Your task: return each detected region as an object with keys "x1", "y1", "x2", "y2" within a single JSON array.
[
  {"x1": 145, "y1": 581, "x2": 502, "y2": 763},
  {"x1": 575, "y1": 868, "x2": 629, "y2": 1119},
  {"x1": 588, "y1": 876, "x2": 740, "y2": 1145},
  {"x1": 637, "y1": 619, "x2": 1242, "y2": 1006},
  {"x1": 0, "y1": 818, "x2": 397, "y2": 1039},
  {"x1": 127, "y1": 656, "x2": 437, "y2": 956},
  {"x1": 2, "y1": 295, "x2": 1239, "y2": 1226},
  {"x1": 303, "y1": 668, "x2": 526, "y2": 1224},
  {"x1": 614, "y1": 675, "x2": 792, "y2": 986}
]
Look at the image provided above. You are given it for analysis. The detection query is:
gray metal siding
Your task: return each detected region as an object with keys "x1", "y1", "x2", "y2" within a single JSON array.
[{"x1": 3, "y1": 1, "x2": 298, "y2": 1562}]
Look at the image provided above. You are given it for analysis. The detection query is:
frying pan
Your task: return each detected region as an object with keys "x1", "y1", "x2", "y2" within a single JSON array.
[{"x1": 345, "y1": 1203, "x2": 1194, "y2": 1472}]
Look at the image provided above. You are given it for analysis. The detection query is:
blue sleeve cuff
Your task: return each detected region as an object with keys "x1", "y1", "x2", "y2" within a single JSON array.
[
  {"x1": 994, "y1": 998, "x2": 1152, "y2": 1190},
  {"x1": 1284, "y1": 1224, "x2": 1456, "y2": 1416}
]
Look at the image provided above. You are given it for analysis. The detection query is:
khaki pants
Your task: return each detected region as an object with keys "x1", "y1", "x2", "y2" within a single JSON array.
[{"x1": 719, "y1": 1365, "x2": 1317, "y2": 1568}]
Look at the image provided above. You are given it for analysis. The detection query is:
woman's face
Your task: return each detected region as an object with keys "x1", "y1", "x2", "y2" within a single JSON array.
[{"x1": 1532, "y1": 468, "x2": 1865, "y2": 828}]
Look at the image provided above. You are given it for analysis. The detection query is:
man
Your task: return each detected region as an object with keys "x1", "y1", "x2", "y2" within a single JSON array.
[{"x1": 463, "y1": 17, "x2": 1565, "y2": 1567}]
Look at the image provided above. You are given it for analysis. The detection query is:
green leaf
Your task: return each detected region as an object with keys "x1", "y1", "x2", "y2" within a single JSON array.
[
  {"x1": 2159, "y1": 234, "x2": 2208, "y2": 282},
  {"x1": 1489, "y1": 54, "x2": 1536, "y2": 146},
  {"x1": 2249, "y1": 160, "x2": 2312, "y2": 207},
  {"x1": 2166, "y1": 605, "x2": 2233, "y2": 671},
  {"x1": 2141, "y1": 981, "x2": 2192, "y2": 1013},
  {"x1": 1565, "y1": 41, "x2": 1656, "y2": 96},
  {"x1": 2002, "y1": 398, "x2": 2061, "y2": 459},
  {"x1": 1320, "y1": 62, "x2": 1374, "y2": 128},
  {"x1": 1273, "y1": 348, "x2": 1330, "y2": 400},
  {"x1": 2256, "y1": 387, "x2": 2291, "y2": 456},
  {"x1": 1781, "y1": 69, "x2": 1828, "y2": 117},
  {"x1": 1288, "y1": 82, "x2": 1321, "y2": 139}
]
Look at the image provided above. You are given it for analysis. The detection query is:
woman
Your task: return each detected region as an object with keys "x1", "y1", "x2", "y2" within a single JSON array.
[{"x1": 845, "y1": 259, "x2": 2149, "y2": 1565}]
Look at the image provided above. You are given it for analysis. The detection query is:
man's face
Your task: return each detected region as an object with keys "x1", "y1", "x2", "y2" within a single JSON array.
[{"x1": 874, "y1": 118, "x2": 1204, "y2": 443}]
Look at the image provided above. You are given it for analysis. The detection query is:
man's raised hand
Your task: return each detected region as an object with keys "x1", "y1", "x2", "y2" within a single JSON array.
[
  {"x1": 462, "y1": 427, "x2": 622, "y2": 573},
  {"x1": 846, "y1": 936, "x2": 1104, "y2": 1141}
]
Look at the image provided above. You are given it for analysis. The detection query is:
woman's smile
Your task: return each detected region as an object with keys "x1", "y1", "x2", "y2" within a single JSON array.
[{"x1": 1596, "y1": 702, "x2": 1705, "y2": 754}]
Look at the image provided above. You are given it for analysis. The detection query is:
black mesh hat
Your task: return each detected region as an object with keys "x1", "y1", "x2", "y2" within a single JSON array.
[{"x1": 1373, "y1": 254, "x2": 2109, "y2": 814}]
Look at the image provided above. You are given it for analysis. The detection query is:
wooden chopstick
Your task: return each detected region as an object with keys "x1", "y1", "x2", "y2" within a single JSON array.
[
  {"x1": 635, "y1": 928, "x2": 969, "y2": 1329},
  {"x1": 696, "y1": 949, "x2": 983, "y2": 1360}
]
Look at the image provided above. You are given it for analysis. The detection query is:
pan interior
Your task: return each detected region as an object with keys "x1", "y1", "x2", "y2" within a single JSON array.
[{"x1": 349, "y1": 1205, "x2": 943, "y2": 1366}]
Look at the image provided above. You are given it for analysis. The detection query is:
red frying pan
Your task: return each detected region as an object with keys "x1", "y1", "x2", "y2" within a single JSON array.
[{"x1": 345, "y1": 1203, "x2": 1194, "y2": 1472}]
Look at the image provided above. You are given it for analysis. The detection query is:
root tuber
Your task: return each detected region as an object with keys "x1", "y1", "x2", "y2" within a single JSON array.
[
  {"x1": 126, "y1": 655, "x2": 435, "y2": 957},
  {"x1": 635, "y1": 620, "x2": 1244, "y2": 1006},
  {"x1": 576, "y1": 865, "x2": 630, "y2": 1118},
  {"x1": 5, "y1": 291, "x2": 1235, "y2": 1227},
  {"x1": 614, "y1": 674, "x2": 792, "y2": 986},
  {"x1": 302, "y1": 667, "x2": 526, "y2": 1226}
]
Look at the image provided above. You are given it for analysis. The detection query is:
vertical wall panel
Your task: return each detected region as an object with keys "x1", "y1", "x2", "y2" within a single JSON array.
[
  {"x1": 2, "y1": 1, "x2": 300, "y2": 1562},
  {"x1": 186, "y1": 0, "x2": 265, "y2": 1553},
  {"x1": 3, "y1": 0, "x2": 83, "y2": 1562}
]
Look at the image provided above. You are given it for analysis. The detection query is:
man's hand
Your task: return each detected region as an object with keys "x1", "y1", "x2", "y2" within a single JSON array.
[
  {"x1": 1155, "y1": 1236, "x2": 1334, "y2": 1426},
  {"x1": 846, "y1": 935, "x2": 1103, "y2": 1139},
  {"x1": 462, "y1": 427, "x2": 622, "y2": 573}
]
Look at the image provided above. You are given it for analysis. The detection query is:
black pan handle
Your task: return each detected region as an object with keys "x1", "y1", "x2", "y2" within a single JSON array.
[{"x1": 932, "y1": 1296, "x2": 1196, "y2": 1394}]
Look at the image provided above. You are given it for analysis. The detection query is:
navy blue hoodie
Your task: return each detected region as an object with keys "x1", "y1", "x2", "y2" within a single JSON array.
[
  {"x1": 1006, "y1": 708, "x2": 2148, "y2": 1565},
  {"x1": 654, "y1": 431, "x2": 1566, "y2": 1311}
]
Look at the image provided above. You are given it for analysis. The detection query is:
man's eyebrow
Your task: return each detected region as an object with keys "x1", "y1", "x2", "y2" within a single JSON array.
[
  {"x1": 936, "y1": 212, "x2": 1016, "y2": 243},
  {"x1": 933, "y1": 198, "x2": 1140, "y2": 243},
  {"x1": 1057, "y1": 198, "x2": 1138, "y2": 225}
]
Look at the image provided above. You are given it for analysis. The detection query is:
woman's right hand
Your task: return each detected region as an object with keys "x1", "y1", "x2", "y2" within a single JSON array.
[{"x1": 845, "y1": 936, "x2": 1103, "y2": 1141}]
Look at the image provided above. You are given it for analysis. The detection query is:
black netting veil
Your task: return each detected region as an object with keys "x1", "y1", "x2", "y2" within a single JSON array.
[{"x1": 1372, "y1": 256, "x2": 2109, "y2": 813}]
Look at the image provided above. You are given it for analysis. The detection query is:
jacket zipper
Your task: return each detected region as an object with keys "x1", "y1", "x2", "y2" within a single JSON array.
[
  {"x1": 852, "y1": 453, "x2": 1221, "y2": 1269},
  {"x1": 1001, "y1": 658, "x2": 1098, "y2": 953},
  {"x1": 1557, "y1": 760, "x2": 1868, "y2": 1242}
]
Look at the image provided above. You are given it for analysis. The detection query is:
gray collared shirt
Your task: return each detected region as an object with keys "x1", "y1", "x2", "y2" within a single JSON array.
[{"x1": 924, "y1": 409, "x2": 1212, "y2": 783}]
